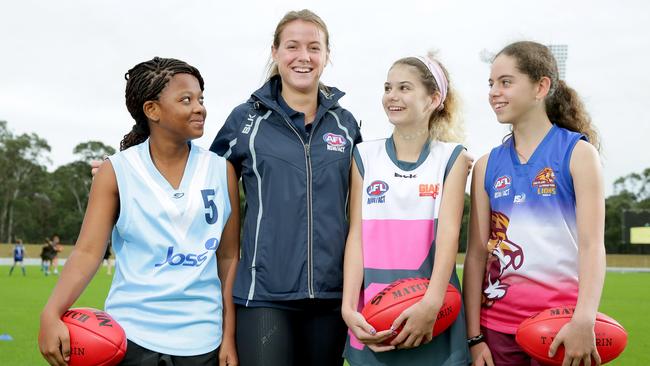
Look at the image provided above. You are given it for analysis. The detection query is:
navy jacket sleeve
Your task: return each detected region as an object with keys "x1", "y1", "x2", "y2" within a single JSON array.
[
  {"x1": 210, "y1": 104, "x2": 248, "y2": 176},
  {"x1": 342, "y1": 108, "x2": 363, "y2": 145},
  {"x1": 341, "y1": 108, "x2": 363, "y2": 178}
]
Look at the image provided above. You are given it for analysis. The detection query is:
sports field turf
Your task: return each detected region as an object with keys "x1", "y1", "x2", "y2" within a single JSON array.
[{"x1": 0, "y1": 266, "x2": 647, "y2": 365}]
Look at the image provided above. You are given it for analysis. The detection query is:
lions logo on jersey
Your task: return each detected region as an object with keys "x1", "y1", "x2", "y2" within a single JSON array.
[{"x1": 532, "y1": 167, "x2": 557, "y2": 196}]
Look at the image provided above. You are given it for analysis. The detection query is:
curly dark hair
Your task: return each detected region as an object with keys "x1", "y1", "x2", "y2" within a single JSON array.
[{"x1": 497, "y1": 41, "x2": 599, "y2": 150}]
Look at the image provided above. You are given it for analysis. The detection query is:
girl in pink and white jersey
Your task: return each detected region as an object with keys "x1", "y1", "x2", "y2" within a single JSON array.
[{"x1": 342, "y1": 53, "x2": 472, "y2": 366}]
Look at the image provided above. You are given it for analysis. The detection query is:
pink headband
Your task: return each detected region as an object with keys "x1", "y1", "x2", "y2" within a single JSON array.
[{"x1": 415, "y1": 56, "x2": 448, "y2": 109}]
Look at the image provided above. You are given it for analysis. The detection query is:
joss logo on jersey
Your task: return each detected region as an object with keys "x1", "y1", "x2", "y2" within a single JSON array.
[
  {"x1": 323, "y1": 133, "x2": 347, "y2": 152},
  {"x1": 366, "y1": 180, "x2": 388, "y2": 204},
  {"x1": 154, "y1": 238, "x2": 219, "y2": 267}
]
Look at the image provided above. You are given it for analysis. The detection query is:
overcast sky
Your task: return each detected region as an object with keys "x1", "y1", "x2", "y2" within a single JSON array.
[{"x1": 1, "y1": 0, "x2": 648, "y2": 195}]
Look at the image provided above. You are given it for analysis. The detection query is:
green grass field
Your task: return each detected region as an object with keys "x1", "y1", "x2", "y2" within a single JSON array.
[{"x1": 0, "y1": 266, "x2": 648, "y2": 365}]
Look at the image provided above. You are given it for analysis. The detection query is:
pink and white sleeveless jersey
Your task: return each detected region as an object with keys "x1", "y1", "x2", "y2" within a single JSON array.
[
  {"x1": 480, "y1": 125, "x2": 585, "y2": 334},
  {"x1": 345, "y1": 138, "x2": 470, "y2": 365},
  {"x1": 359, "y1": 139, "x2": 458, "y2": 281}
]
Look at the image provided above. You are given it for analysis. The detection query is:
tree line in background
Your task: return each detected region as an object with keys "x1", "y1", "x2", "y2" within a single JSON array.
[
  {"x1": 1, "y1": 120, "x2": 648, "y2": 253},
  {"x1": 0, "y1": 121, "x2": 114, "y2": 245},
  {"x1": 605, "y1": 168, "x2": 650, "y2": 253}
]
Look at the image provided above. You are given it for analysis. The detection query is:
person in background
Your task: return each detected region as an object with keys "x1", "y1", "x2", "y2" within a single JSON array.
[
  {"x1": 9, "y1": 239, "x2": 26, "y2": 276},
  {"x1": 103, "y1": 240, "x2": 114, "y2": 275},
  {"x1": 49, "y1": 235, "x2": 63, "y2": 275},
  {"x1": 41, "y1": 238, "x2": 54, "y2": 276}
]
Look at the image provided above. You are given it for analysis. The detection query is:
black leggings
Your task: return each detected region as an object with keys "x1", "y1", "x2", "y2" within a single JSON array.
[{"x1": 236, "y1": 300, "x2": 347, "y2": 366}]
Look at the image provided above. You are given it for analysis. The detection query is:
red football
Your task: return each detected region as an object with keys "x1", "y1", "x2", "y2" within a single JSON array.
[
  {"x1": 61, "y1": 308, "x2": 127, "y2": 366},
  {"x1": 516, "y1": 306, "x2": 627, "y2": 365},
  {"x1": 361, "y1": 278, "x2": 461, "y2": 344}
]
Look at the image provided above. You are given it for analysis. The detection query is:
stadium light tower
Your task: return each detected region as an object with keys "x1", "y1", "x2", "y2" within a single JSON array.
[
  {"x1": 479, "y1": 49, "x2": 496, "y2": 64},
  {"x1": 547, "y1": 44, "x2": 568, "y2": 80},
  {"x1": 479, "y1": 44, "x2": 568, "y2": 80}
]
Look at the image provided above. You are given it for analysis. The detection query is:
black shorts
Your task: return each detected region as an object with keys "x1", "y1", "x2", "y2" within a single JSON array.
[
  {"x1": 119, "y1": 340, "x2": 218, "y2": 366},
  {"x1": 235, "y1": 299, "x2": 347, "y2": 366}
]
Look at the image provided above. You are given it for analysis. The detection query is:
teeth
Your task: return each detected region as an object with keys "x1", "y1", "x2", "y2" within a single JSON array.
[
  {"x1": 388, "y1": 107, "x2": 404, "y2": 111},
  {"x1": 293, "y1": 67, "x2": 312, "y2": 73},
  {"x1": 494, "y1": 103, "x2": 507, "y2": 109}
]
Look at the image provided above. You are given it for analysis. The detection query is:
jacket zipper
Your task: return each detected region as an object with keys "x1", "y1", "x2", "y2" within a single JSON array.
[{"x1": 280, "y1": 116, "x2": 315, "y2": 299}]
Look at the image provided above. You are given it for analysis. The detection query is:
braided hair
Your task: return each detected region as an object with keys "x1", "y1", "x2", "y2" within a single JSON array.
[{"x1": 120, "y1": 57, "x2": 205, "y2": 151}]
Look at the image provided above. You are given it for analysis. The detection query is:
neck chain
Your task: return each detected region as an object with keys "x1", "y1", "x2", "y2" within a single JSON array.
[
  {"x1": 515, "y1": 147, "x2": 529, "y2": 164},
  {"x1": 395, "y1": 128, "x2": 428, "y2": 141}
]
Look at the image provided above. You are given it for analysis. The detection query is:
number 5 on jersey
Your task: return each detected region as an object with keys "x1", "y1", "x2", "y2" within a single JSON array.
[{"x1": 201, "y1": 189, "x2": 218, "y2": 224}]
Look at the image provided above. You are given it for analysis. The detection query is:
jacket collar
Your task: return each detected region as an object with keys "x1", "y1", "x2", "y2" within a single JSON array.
[{"x1": 250, "y1": 75, "x2": 345, "y2": 115}]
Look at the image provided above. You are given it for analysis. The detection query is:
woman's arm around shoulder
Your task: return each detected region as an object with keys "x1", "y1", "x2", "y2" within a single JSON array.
[{"x1": 210, "y1": 103, "x2": 251, "y2": 157}]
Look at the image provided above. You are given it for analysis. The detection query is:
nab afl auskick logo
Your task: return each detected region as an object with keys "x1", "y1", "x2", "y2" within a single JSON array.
[
  {"x1": 366, "y1": 180, "x2": 388, "y2": 204},
  {"x1": 323, "y1": 133, "x2": 347, "y2": 152},
  {"x1": 494, "y1": 175, "x2": 511, "y2": 190},
  {"x1": 493, "y1": 175, "x2": 512, "y2": 199}
]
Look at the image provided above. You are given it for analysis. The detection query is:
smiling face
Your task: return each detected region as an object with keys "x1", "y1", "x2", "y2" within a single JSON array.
[
  {"x1": 271, "y1": 19, "x2": 328, "y2": 95},
  {"x1": 489, "y1": 54, "x2": 544, "y2": 125},
  {"x1": 150, "y1": 73, "x2": 206, "y2": 141},
  {"x1": 382, "y1": 63, "x2": 437, "y2": 129}
]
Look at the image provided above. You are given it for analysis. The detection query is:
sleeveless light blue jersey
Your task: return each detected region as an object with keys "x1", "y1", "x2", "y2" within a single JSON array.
[{"x1": 105, "y1": 139, "x2": 231, "y2": 356}]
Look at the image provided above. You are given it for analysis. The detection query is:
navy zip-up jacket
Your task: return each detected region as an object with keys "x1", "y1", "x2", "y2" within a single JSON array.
[{"x1": 210, "y1": 76, "x2": 362, "y2": 304}]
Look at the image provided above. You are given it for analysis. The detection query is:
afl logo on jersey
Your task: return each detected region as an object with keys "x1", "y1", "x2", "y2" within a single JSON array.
[
  {"x1": 494, "y1": 176, "x2": 511, "y2": 190},
  {"x1": 366, "y1": 180, "x2": 388, "y2": 204},
  {"x1": 323, "y1": 133, "x2": 347, "y2": 153},
  {"x1": 493, "y1": 175, "x2": 512, "y2": 199}
]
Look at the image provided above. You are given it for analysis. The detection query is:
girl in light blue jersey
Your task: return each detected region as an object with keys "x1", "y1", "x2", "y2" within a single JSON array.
[
  {"x1": 464, "y1": 41, "x2": 605, "y2": 366},
  {"x1": 39, "y1": 57, "x2": 240, "y2": 366}
]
